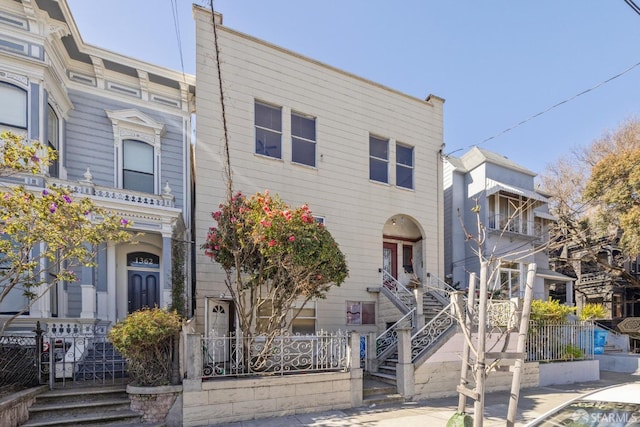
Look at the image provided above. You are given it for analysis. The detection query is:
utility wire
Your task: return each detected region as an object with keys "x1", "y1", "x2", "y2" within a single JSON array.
[
  {"x1": 170, "y1": 0, "x2": 187, "y2": 82},
  {"x1": 473, "y1": 60, "x2": 640, "y2": 149},
  {"x1": 624, "y1": 0, "x2": 640, "y2": 15}
]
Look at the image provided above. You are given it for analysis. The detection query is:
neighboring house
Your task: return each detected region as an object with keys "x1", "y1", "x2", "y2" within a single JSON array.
[
  {"x1": 443, "y1": 147, "x2": 573, "y2": 301},
  {"x1": 550, "y1": 236, "x2": 640, "y2": 325},
  {"x1": 0, "y1": 0, "x2": 195, "y2": 332},
  {"x1": 193, "y1": 7, "x2": 445, "y2": 337}
]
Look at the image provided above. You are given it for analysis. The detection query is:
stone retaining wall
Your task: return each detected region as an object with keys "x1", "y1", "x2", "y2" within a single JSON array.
[
  {"x1": 127, "y1": 384, "x2": 182, "y2": 425},
  {"x1": 0, "y1": 386, "x2": 46, "y2": 427},
  {"x1": 182, "y1": 370, "x2": 362, "y2": 426}
]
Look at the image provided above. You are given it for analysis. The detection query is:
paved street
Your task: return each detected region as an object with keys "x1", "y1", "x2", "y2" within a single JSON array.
[{"x1": 217, "y1": 371, "x2": 637, "y2": 426}]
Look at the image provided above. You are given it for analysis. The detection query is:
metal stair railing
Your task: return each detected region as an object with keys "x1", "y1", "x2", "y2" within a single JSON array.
[
  {"x1": 382, "y1": 270, "x2": 415, "y2": 312},
  {"x1": 411, "y1": 302, "x2": 456, "y2": 362},
  {"x1": 425, "y1": 273, "x2": 459, "y2": 306},
  {"x1": 375, "y1": 308, "x2": 416, "y2": 360}
]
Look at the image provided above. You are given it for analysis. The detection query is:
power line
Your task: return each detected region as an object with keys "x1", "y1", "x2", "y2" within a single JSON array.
[
  {"x1": 170, "y1": 0, "x2": 186, "y2": 81},
  {"x1": 624, "y1": 0, "x2": 640, "y2": 16},
  {"x1": 473, "y1": 60, "x2": 640, "y2": 148}
]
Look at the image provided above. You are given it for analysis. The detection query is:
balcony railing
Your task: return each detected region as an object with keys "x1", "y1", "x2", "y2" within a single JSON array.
[
  {"x1": 45, "y1": 176, "x2": 175, "y2": 208},
  {"x1": 579, "y1": 272, "x2": 613, "y2": 285},
  {"x1": 488, "y1": 214, "x2": 543, "y2": 239}
]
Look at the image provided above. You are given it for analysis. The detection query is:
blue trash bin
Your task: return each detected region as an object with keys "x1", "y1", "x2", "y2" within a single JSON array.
[{"x1": 594, "y1": 330, "x2": 608, "y2": 355}]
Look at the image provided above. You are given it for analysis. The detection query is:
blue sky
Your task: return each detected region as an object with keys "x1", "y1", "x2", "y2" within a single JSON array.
[{"x1": 66, "y1": 1, "x2": 640, "y2": 175}]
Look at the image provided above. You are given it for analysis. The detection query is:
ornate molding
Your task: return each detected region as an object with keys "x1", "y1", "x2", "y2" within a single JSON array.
[
  {"x1": 0, "y1": 70, "x2": 28, "y2": 87},
  {"x1": 46, "y1": 22, "x2": 70, "y2": 40}
]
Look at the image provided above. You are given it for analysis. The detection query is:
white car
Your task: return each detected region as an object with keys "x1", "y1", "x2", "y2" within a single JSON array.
[{"x1": 526, "y1": 382, "x2": 640, "y2": 426}]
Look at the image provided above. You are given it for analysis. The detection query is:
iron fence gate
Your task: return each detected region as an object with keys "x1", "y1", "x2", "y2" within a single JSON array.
[
  {"x1": 0, "y1": 322, "x2": 128, "y2": 389},
  {"x1": 40, "y1": 323, "x2": 127, "y2": 388}
]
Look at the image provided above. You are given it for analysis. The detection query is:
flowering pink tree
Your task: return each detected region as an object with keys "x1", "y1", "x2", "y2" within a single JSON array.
[
  {"x1": 0, "y1": 132, "x2": 131, "y2": 333},
  {"x1": 203, "y1": 191, "x2": 348, "y2": 338}
]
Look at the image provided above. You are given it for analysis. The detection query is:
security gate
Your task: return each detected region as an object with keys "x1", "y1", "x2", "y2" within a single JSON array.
[{"x1": 39, "y1": 322, "x2": 127, "y2": 389}]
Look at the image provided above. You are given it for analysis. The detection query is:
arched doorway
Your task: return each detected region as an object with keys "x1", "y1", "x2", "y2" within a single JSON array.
[{"x1": 382, "y1": 215, "x2": 424, "y2": 287}]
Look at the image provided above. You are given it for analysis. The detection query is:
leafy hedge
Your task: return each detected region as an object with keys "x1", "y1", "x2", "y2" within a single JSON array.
[{"x1": 108, "y1": 308, "x2": 182, "y2": 386}]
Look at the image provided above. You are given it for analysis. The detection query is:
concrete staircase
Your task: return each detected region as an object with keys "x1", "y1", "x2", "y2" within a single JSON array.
[
  {"x1": 423, "y1": 292, "x2": 445, "y2": 322},
  {"x1": 22, "y1": 384, "x2": 152, "y2": 426},
  {"x1": 362, "y1": 375, "x2": 403, "y2": 406},
  {"x1": 370, "y1": 290, "x2": 454, "y2": 386}
]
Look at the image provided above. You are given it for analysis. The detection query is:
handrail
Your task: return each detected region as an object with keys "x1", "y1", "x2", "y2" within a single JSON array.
[
  {"x1": 594, "y1": 320, "x2": 623, "y2": 337},
  {"x1": 425, "y1": 273, "x2": 461, "y2": 305},
  {"x1": 410, "y1": 302, "x2": 455, "y2": 362},
  {"x1": 382, "y1": 270, "x2": 415, "y2": 310},
  {"x1": 375, "y1": 308, "x2": 416, "y2": 358}
]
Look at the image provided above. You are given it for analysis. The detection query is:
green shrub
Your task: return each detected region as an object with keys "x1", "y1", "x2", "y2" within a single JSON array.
[
  {"x1": 561, "y1": 344, "x2": 584, "y2": 360},
  {"x1": 530, "y1": 298, "x2": 576, "y2": 323},
  {"x1": 579, "y1": 303, "x2": 607, "y2": 321},
  {"x1": 108, "y1": 308, "x2": 182, "y2": 386}
]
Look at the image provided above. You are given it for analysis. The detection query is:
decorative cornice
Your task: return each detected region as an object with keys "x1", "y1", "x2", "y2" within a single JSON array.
[
  {"x1": 90, "y1": 56, "x2": 105, "y2": 88},
  {"x1": 46, "y1": 22, "x2": 70, "y2": 41}
]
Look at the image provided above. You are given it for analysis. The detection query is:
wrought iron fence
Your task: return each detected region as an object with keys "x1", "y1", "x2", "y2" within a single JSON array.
[
  {"x1": 485, "y1": 300, "x2": 518, "y2": 329},
  {"x1": 41, "y1": 334, "x2": 128, "y2": 387},
  {"x1": 0, "y1": 335, "x2": 39, "y2": 387},
  {"x1": 526, "y1": 320, "x2": 595, "y2": 362},
  {"x1": 202, "y1": 331, "x2": 349, "y2": 378},
  {"x1": 1, "y1": 322, "x2": 128, "y2": 389}
]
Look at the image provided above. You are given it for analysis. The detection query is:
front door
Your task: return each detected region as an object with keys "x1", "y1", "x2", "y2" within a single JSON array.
[
  {"x1": 207, "y1": 300, "x2": 230, "y2": 362},
  {"x1": 383, "y1": 242, "x2": 398, "y2": 278},
  {"x1": 127, "y1": 270, "x2": 159, "y2": 313}
]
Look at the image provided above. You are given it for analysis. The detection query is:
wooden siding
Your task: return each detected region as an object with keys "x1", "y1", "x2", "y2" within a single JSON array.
[
  {"x1": 194, "y1": 7, "x2": 444, "y2": 333},
  {"x1": 65, "y1": 89, "x2": 186, "y2": 209}
]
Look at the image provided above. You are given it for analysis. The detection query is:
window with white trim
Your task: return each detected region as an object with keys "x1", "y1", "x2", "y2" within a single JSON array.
[
  {"x1": 291, "y1": 112, "x2": 316, "y2": 167},
  {"x1": 123, "y1": 139, "x2": 154, "y2": 193},
  {"x1": 396, "y1": 143, "x2": 414, "y2": 189},
  {"x1": 291, "y1": 300, "x2": 316, "y2": 335},
  {"x1": 369, "y1": 135, "x2": 388, "y2": 183},
  {"x1": 47, "y1": 105, "x2": 59, "y2": 178},
  {"x1": 0, "y1": 82, "x2": 27, "y2": 130},
  {"x1": 494, "y1": 261, "x2": 522, "y2": 299},
  {"x1": 255, "y1": 101, "x2": 282, "y2": 159},
  {"x1": 106, "y1": 109, "x2": 165, "y2": 194}
]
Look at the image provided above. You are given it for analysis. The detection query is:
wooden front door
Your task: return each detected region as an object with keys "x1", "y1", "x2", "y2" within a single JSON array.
[{"x1": 127, "y1": 270, "x2": 159, "y2": 313}]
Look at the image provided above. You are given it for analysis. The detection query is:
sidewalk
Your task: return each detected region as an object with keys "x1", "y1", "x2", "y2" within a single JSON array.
[{"x1": 217, "y1": 371, "x2": 637, "y2": 426}]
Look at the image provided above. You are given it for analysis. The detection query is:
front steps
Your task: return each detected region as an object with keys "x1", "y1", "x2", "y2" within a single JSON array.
[
  {"x1": 22, "y1": 384, "x2": 151, "y2": 426},
  {"x1": 363, "y1": 375, "x2": 403, "y2": 406}
]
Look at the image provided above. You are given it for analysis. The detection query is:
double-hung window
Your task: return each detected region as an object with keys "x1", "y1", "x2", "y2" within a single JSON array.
[
  {"x1": 0, "y1": 82, "x2": 27, "y2": 131},
  {"x1": 291, "y1": 300, "x2": 316, "y2": 335},
  {"x1": 396, "y1": 144, "x2": 414, "y2": 189},
  {"x1": 123, "y1": 140, "x2": 154, "y2": 193},
  {"x1": 291, "y1": 112, "x2": 316, "y2": 167},
  {"x1": 255, "y1": 102, "x2": 282, "y2": 159},
  {"x1": 106, "y1": 109, "x2": 164, "y2": 194},
  {"x1": 369, "y1": 135, "x2": 389, "y2": 183}
]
